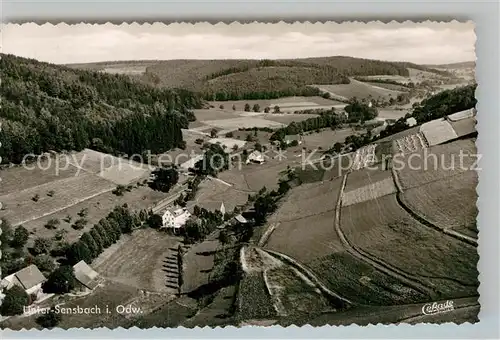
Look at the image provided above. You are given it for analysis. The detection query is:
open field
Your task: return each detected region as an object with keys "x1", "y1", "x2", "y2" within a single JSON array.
[
  {"x1": 269, "y1": 177, "x2": 342, "y2": 223},
  {"x1": 419, "y1": 119, "x2": 458, "y2": 146},
  {"x1": 201, "y1": 117, "x2": 285, "y2": 130},
  {"x1": 302, "y1": 128, "x2": 360, "y2": 150},
  {"x1": 21, "y1": 185, "x2": 170, "y2": 244},
  {"x1": 94, "y1": 228, "x2": 182, "y2": 293},
  {"x1": 401, "y1": 170, "x2": 478, "y2": 238},
  {"x1": 313, "y1": 79, "x2": 403, "y2": 101},
  {"x1": 364, "y1": 82, "x2": 410, "y2": 92},
  {"x1": 351, "y1": 144, "x2": 377, "y2": 170},
  {"x1": 0, "y1": 172, "x2": 116, "y2": 226},
  {"x1": 131, "y1": 296, "x2": 199, "y2": 329},
  {"x1": 395, "y1": 139, "x2": 477, "y2": 189},
  {"x1": 408, "y1": 68, "x2": 448, "y2": 83},
  {"x1": 209, "y1": 96, "x2": 342, "y2": 111},
  {"x1": 344, "y1": 164, "x2": 391, "y2": 191},
  {"x1": 362, "y1": 74, "x2": 412, "y2": 84},
  {"x1": 188, "y1": 177, "x2": 250, "y2": 213},
  {"x1": 265, "y1": 210, "x2": 342, "y2": 264},
  {"x1": 182, "y1": 285, "x2": 237, "y2": 327},
  {"x1": 340, "y1": 194, "x2": 479, "y2": 297},
  {"x1": 376, "y1": 126, "x2": 422, "y2": 143},
  {"x1": 0, "y1": 159, "x2": 79, "y2": 196},
  {"x1": 377, "y1": 109, "x2": 410, "y2": 120},
  {"x1": 449, "y1": 117, "x2": 476, "y2": 138},
  {"x1": 182, "y1": 238, "x2": 219, "y2": 293},
  {"x1": 307, "y1": 251, "x2": 429, "y2": 306},
  {"x1": 238, "y1": 273, "x2": 276, "y2": 321},
  {"x1": 448, "y1": 109, "x2": 475, "y2": 121},
  {"x1": 263, "y1": 113, "x2": 320, "y2": 125}
]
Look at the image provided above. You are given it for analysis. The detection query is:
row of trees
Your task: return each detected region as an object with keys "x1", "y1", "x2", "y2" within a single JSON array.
[
  {"x1": 203, "y1": 86, "x2": 323, "y2": 101},
  {"x1": 1, "y1": 54, "x2": 203, "y2": 164},
  {"x1": 270, "y1": 111, "x2": 342, "y2": 141},
  {"x1": 65, "y1": 205, "x2": 149, "y2": 265}
]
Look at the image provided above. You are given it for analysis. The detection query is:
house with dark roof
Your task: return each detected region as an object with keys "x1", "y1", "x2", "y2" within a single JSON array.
[
  {"x1": 0, "y1": 265, "x2": 46, "y2": 295},
  {"x1": 73, "y1": 260, "x2": 100, "y2": 290}
]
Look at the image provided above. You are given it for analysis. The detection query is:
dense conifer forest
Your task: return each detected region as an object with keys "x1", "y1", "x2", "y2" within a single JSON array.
[{"x1": 0, "y1": 54, "x2": 204, "y2": 164}]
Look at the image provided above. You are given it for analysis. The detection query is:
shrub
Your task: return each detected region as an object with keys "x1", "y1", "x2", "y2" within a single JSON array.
[
  {"x1": 244, "y1": 103, "x2": 251, "y2": 112},
  {"x1": 44, "y1": 219, "x2": 60, "y2": 230},
  {"x1": 225, "y1": 131, "x2": 234, "y2": 138},
  {"x1": 32, "y1": 194, "x2": 40, "y2": 202},
  {"x1": 33, "y1": 255, "x2": 56, "y2": 274},
  {"x1": 219, "y1": 104, "x2": 224, "y2": 109},
  {"x1": 32, "y1": 237, "x2": 53, "y2": 255},
  {"x1": 77, "y1": 208, "x2": 89, "y2": 218},
  {"x1": 0, "y1": 286, "x2": 29, "y2": 316},
  {"x1": 63, "y1": 215, "x2": 72, "y2": 223},
  {"x1": 253, "y1": 104, "x2": 261, "y2": 112},
  {"x1": 112, "y1": 185, "x2": 126, "y2": 196},
  {"x1": 72, "y1": 218, "x2": 88, "y2": 230},
  {"x1": 36, "y1": 307, "x2": 62, "y2": 328},
  {"x1": 46, "y1": 190, "x2": 55, "y2": 197},
  {"x1": 264, "y1": 107, "x2": 270, "y2": 113}
]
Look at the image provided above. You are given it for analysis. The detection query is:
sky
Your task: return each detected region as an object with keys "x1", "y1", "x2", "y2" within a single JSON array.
[{"x1": 2, "y1": 21, "x2": 476, "y2": 65}]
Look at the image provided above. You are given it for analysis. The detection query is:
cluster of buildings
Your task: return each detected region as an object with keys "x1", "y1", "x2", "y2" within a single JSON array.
[{"x1": 0, "y1": 261, "x2": 100, "y2": 313}]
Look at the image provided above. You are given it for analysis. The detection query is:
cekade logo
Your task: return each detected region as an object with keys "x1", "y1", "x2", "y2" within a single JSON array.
[{"x1": 421, "y1": 300, "x2": 455, "y2": 315}]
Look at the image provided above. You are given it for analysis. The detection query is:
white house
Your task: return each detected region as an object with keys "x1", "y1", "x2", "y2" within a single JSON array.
[
  {"x1": 246, "y1": 150, "x2": 265, "y2": 164},
  {"x1": 284, "y1": 134, "x2": 303, "y2": 145},
  {"x1": 0, "y1": 265, "x2": 46, "y2": 296},
  {"x1": 162, "y1": 207, "x2": 192, "y2": 232}
]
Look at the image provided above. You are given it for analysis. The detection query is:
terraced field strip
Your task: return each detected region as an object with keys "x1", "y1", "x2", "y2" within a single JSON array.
[
  {"x1": 390, "y1": 161, "x2": 478, "y2": 246},
  {"x1": 335, "y1": 173, "x2": 436, "y2": 298},
  {"x1": 262, "y1": 248, "x2": 353, "y2": 307}
]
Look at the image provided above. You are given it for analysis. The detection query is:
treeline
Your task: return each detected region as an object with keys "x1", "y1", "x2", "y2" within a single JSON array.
[
  {"x1": 353, "y1": 76, "x2": 415, "y2": 88},
  {"x1": 65, "y1": 205, "x2": 149, "y2": 265},
  {"x1": 204, "y1": 86, "x2": 323, "y2": 101},
  {"x1": 0, "y1": 54, "x2": 203, "y2": 164},
  {"x1": 270, "y1": 112, "x2": 342, "y2": 142}
]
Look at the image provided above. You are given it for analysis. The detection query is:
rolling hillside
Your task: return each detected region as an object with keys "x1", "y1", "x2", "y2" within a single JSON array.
[
  {"x1": 67, "y1": 56, "x2": 449, "y2": 101},
  {"x1": 0, "y1": 54, "x2": 204, "y2": 164}
]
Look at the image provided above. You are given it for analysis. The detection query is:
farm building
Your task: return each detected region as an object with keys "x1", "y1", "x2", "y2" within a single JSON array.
[
  {"x1": 246, "y1": 150, "x2": 265, "y2": 164},
  {"x1": 284, "y1": 135, "x2": 303, "y2": 145},
  {"x1": 0, "y1": 265, "x2": 46, "y2": 295},
  {"x1": 162, "y1": 207, "x2": 192, "y2": 232},
  {"x1": 73, "y1": 260, "x2": 100, "y2": 290},
  {"x1": 406, "y1": 117, "x2": 417, "y2": 127}
]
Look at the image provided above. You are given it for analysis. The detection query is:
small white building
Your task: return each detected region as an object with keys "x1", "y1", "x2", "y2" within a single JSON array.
[
  {"x1": 284, "y1": 135, "x2": 303, "y2": 145},
  {"x1": 246, "y1": 150, "x2": 265, "y2": 164},
  {"x1": 162, "y1": 207, "x2": 192, "y2": 232},
  {"x1": 73, "y1": 260, "x2": 100, "y2": 290}
]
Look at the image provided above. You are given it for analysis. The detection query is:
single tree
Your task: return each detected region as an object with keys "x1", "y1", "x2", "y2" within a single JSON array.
[
  {"x1": 273, "y1": 105, "x2": 280, "y2": 113},
  {"x1": 147, "y1": 214, "x2": 163, "y2": 229},
  {"x1": 11, "y1": 225, "x2": 29, "y2": 248},
  {"x1": 232, "y1": 104, "x2": 236, "y2": 110},
  {"x1": 252, "y1": 104, "x2": 260, "y2": 112},
  {"x1": 244, "y1": 103, "x2": 251, "y2": 112},
  {"x1": 264, "y1": 107, "x2": 270, "y2": 113},
  {"x1": 44, "y1": 218, "x2": 60, "y2": 230},
  {"x1": 42, "y1": 265, "x2": 77, "y2": 294},
  {"x1": 210, "y1": 128, "x2": 218, "y2": 138},
  {"x1": 33, "y1": 237, "x2": 52, "y2": 255},
  {"x1": 0, "y1": 286, "x2": 29, "y2": 316}
]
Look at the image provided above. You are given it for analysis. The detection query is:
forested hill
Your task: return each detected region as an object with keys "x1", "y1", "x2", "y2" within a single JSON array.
[
  {"x1": 69, "y1": 56, "x2": 450, "y2": 101},
  {"x1": 0, "y1": 54, "x2": 204, "y2": 164}
]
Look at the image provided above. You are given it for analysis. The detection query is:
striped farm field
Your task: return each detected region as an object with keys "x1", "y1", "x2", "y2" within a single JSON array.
[
  {"x1": 340, "y1": 194, "x2": 479, "y2": 297},
  {"x1": 344, "y1": 163, "x2": 392, "y2": 192},
  {"x1": 449, "y1": 117, "x2": 477, "y2": 138},
  {"x1": 342, "y1": 177, "x2": 397, "y2": 207},
  {"x1": 351, "y1": 144, "x2": 377, "y2": 170},
  {"x1": 395, "y1": 138, "x2": 477, "y2": 190},
  {"x1": 0, "y1": 172, "x2": 115, "y2": 226},
  {"x1": 401, "y1": 170, "x2": 478, "y2": 239},
  {"x1": 447, "y1": 109, "x2": 475, "y2": 122},
  {"x1": 393, "y1": 132, "x2": 429, "y2": 155},
  {"x1": 419, "y1": 119, "x2": 458, "y2": 146}
]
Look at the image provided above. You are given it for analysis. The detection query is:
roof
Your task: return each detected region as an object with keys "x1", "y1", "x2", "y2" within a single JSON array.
[
  {"x1": 14, "y1": 265, "x2": 46, "y2": 290},
  {"x1": 234, "y1": 214, "x2": 248, "y2": 224},
  {"x1": 406, "y1": 117, "x2": 417, "y2": 127},
  {"x1": 73, "y1": 261, "x2": 99, "y2": 290}
]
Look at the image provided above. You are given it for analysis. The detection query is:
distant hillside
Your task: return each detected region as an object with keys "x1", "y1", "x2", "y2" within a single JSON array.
[
  {"x1": 68, "y1": 57, "x2": 449, "y2": 101},
  {"x1": 425, "y1": 61, "x2": 476, "y2": 69},
  {"x1": 0, "y1": 54, "x2": 204, "y2": 164}
]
